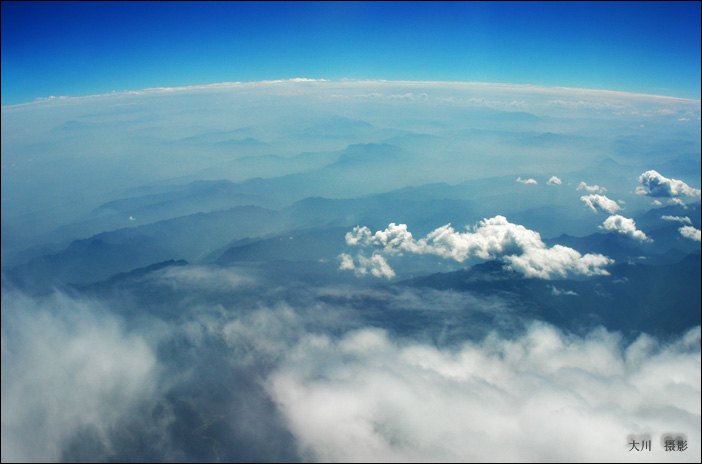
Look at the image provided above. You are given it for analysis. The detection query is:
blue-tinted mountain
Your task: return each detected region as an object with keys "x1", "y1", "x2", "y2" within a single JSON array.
[
  {"x1": 402, "y1": 252, "x2": 701, "y2": 335},
  {"x1": 7, "y1": 206, "x2": 282, "y2": 289}
]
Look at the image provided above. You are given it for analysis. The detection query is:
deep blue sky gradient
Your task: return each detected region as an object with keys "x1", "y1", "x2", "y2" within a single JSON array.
[{"x1": 2, "y1": 1, "x2": 700, "y2": 105}]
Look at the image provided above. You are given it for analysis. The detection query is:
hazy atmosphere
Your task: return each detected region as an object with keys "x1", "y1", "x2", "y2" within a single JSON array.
[{"x1": 2, "y1": 2, "x2": 700, "y2": 463}]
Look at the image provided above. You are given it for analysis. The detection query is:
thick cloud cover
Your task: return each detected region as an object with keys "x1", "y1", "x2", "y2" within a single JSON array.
[
  {"x1": 2, "y1": 269, "x2": 701, "y2": 463},
  {"x1": 636, "y1": 171, "x2": 702, "y2": 198},
  {"x1": 1, "y1": 290, "x2": 161, "y2": 462},
  {"x1": 580, "y1": 194, "x2": 622, "y2": 214},
  {"x1": 268, "y1": 324, "x2": 701, "y2": 462},
  {"x1": 600, "y1": 215, "x2": 650, "y2": 242},
  {"x1": 679, "y1": 226, "x2": 701, "y2": 242},
  {"x1": 341, "y1": 216, "x2": 613, "y2": 279}
]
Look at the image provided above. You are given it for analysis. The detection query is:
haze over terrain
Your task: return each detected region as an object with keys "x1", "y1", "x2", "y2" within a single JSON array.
[{"x1": 2, "y1": 78, "x2": 700, "y2": 462}]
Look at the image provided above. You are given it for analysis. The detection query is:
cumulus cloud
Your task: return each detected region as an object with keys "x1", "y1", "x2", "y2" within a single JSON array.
[
  {"x1": 652, "y1": 200, "x2": 663, "y2": 206},
  {"x1": 580, "y1": 194, "x2": 622, "y2": 214},
  {"x1": 547, "y1": 176, "x2": 562, "y2": 185},
  {"x1": 268, "y1": 324, "x2": 702, "y2": 462},
  {"x1": 600, "y1": 215, "x2": 650, "y2": 242},
  {"x1": 636, "y1": 170, "x2": 701, "y2": 198},
  {"x1": 517, "y1": 177, "x2": 538, "y2": 185},
  {"x1": 662, "y1": 215, "x2": 692, "y2": 225},
  {"x1": 338, "y1": 253, "x2": 395, "y2": 279},
  {"x1": 342, "y1": 216, "x2": 613, "y2": 279},
  {"x1": 577, "y1": 181, "x2": 607, "y2": 193},
  {"x1": 679, "y1": 226, "x2": 701, "y2": 242}
]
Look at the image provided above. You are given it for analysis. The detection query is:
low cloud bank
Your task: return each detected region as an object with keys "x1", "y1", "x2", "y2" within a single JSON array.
[
  {"x1": 1, "y1": 290, "x2": 160, "y2": 462},
  {"x1": 269, "y1": 323, "x2": 701, "y2": 462},
  {"x1": 2, "y1": 279, "x2": 700, "y2": 463}
]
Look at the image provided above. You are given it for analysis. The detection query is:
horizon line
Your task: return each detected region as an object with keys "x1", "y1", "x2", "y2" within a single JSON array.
[{"x1": 2, "y1": 77, "x2": 701, "y2": 110}]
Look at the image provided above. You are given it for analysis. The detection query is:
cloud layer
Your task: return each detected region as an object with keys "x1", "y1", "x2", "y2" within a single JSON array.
[
  {"x1": 268, "y1": 324, "x2": 702, "y2": 462},
  {"x1": 1, "y1": 290, "x2": 160, "y2": 462},
  {"x1": 2, "y1": 274, "x2": 700, "y2": 463}
]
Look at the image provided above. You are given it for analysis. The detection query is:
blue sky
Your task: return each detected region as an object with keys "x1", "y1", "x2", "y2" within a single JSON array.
[{"x1": 2, "y1": 1, "x2": 700, "y2": 105}]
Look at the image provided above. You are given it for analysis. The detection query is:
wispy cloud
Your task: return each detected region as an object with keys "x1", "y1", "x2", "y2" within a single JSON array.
[
  {"x1": 551, "y1": 286, "x2": 578, "y2": 296},
  {"x1": 517, "y1": 177, "x2": 538, "y2": 185},
  {"x1": 662, "y1": 215, "x2": 692, "y2": 225},
  {"x1": 577, "y1": 181, "x2": 607, "y2": 193}
]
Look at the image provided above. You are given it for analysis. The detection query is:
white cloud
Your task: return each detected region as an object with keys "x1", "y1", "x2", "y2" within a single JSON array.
[
  {"x1": 662, "y1": 215, "x2": 692, "y2": 225},
  {"x1": 577, "y1": 181, "x2": 607, "y2": 193},
  {"x1": 679, "y1": 226, "x2": 701, "y2": 242},
  {"x1": 652, "y1": 200, "x2": 663, "y2": 206},
  {"x1": 667, "y1": 198, "x2": 688, "y2": 208},
  {"x1": 551, "y1": 286, "x2": 578, "y2": 296},
  {"x1": 547, "y1": 176, "x2": 562, "y2": 185},
  {"x1": 268, "y1": 324, "x2": 702, "y2": 462},
  {"x1": 600, "y1": 215, "x2": 650, "y2": 242},
  {"x1": 517, "y1": 177, "x2": 538, "y2": 185},
  {"x1": 580, "y1": 194, "x2": 622, "y2": 214},
  {"x1": 637, "y1": 170, "x2": 701, "y2": 198},
  {"x1": 1, "y1": 290, "x2": 159, "y2": 462},
  {"x1": 338, "y1": 252, "x2": 396, "y2": 279},
  {"x1": 343, "y1": 216, "x2": 613, "y2": 279},
  {"x1": 338, "y1": 253, "x2": 356, "y2": 271}
]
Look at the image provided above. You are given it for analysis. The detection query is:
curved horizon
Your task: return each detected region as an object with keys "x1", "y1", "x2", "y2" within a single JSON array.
[
  {"x1": 3, "y1": 77, "x2": 701, "y2": 109},
  {"x1": 2, "y1": 2, "x2": 700, "y2": 105}
]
